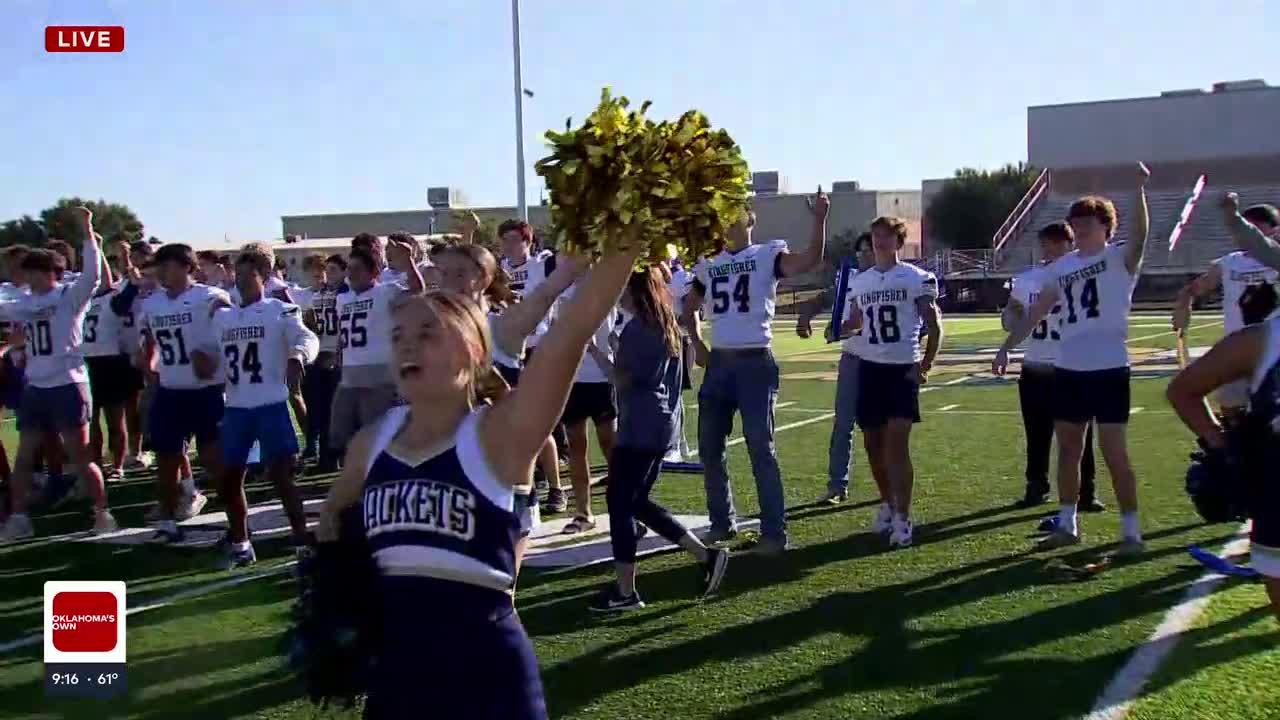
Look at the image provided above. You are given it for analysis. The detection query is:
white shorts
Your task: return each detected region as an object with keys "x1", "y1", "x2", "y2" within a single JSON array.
[{"x1": 1214, "y1": 379, "x2": 1251, "y2": 410}]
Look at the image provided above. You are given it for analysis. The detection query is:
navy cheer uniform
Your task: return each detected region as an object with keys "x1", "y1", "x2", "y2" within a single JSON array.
[{"x1": 360, "y1": 405, "x2": 547, "y2": 720}]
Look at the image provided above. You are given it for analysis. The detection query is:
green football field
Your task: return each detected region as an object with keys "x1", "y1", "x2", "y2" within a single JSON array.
[{"x1": 0, "y1": 313, "x2": 1276, "y2": 720}]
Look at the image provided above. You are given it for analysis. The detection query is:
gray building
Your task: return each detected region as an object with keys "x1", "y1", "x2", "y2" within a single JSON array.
[{"x1": 1028, "y1": 79, "x2": 1280, "y2": 169}]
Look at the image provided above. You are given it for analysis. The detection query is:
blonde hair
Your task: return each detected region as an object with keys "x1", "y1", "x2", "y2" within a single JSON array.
[
  {"x1": 389, "y1": 290, "x2": 507, "y2": 405},
  {"x1": 239, "y1": 241, "x2": 276, "y2": 269}
]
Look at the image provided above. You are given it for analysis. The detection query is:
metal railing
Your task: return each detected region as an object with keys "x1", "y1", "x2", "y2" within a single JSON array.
[{"x1": 991, "y1": 168, "x2": 1051, "y2": 263}]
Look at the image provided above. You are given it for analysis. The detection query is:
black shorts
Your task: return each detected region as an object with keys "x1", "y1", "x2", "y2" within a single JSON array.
[
  {"x1": 855, "y1": 359, "x2": 921, "y2": 430},
  {"x1": 86, "y1": 354, "x2": 135, "y2": 408},
  {"x1": 1053, "y1": 367, "x2": 1131, "y2": 425},
  {"x1": 561, "y1": 382, "x2": 617, "y2": 427}
]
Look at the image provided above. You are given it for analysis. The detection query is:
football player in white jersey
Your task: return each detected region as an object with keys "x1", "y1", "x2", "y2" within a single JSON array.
[
  {"x1": 0, "y1": 207, "x2": 115, "y2": 541},
  {"x1": 138, "y1": 244, "x2": 233, "y2": 542},
  {"x1": 681, "y1": 188, "x2": 830, "y2": 554},
  {"x1": 797, "y1": 232, "x2": 877, "y2": 505},
  {"x1": 497, "y1": 218, "x2": 571, "y2": 510},
  {"x1": 331, "y1": 241, "x2": 423, "y2": 456},
  {"x1": 1003, "y1": 223, "x2": 1102, "y2": 511},
  {"x1": 81, "y1": 247, "x2": 130, "y2": 483},
  {"x1": 110, "y1": 241, "x2": 162, "y2": 472},
  {"x1": 1172, "y1": 203, "x2": 1280, "y2": 415},
  {"x1": 994, "y1": 163, "x2": 1151, "y2": 554},
  {"x1": 212, "y1": 248, "x2": 319, "y2": 567},
  {"x1": 294, "y1": 252, "x2": 345, "y2": 471},
  {"x1": 841, "y1": 217, "x2": 943, "y2": 548}
]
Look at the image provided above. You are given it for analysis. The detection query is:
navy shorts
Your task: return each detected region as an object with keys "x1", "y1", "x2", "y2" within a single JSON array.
[
  {"x1": 149, "y1": 385, "x2": 225, "y2": 454},
  {"x1": 16, "y1": 382, "x2": 91, "y2": 434},
  {"x1": 222, "y1": 402, "x2": 299, "y2": 467},
  {"x1": 855, "y1": 359, "x2": 921, "y2": 430},
  {"x1": 1053, "y1": 367, "x2": 1131, "y2": 425}
]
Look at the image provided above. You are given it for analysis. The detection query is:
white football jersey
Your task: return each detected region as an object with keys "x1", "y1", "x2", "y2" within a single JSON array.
[
  {"x1": 1045, "y1": 243, "x2": 1135, "y2": 371},
  {"x1": 693, "y1": 240, "x2": 787, "y2": 349},
  {"x1": 848, "y1": 262, "x2": 938, "y2": 365},
  {"x1": 503, "y1": 250, "x2": 556, "y2": 344},
  {"x1": 116, "y1": 278, "x2": 155, "y2": 356},
  {"x1": 1009, "y1": 265, "x2": 1064, "y2": 366},
  {"x1": 214, "y1": 298, "x2": 319, "y2": 408},
  {"x1": 80, "y1": 289, "x2": 125, "y2": 358},
  {"x1": 336, "y1": 281, "x2": 403, "y2": 367},
  {"x1": 139, "y1": 283, "x2": 231, "y2": 389},
  {"x1": 1216, "y1": 252, "x2": 1280, "y2": 333},
  {"x1": 0, "y1": 284, "x2": 28, "y2": 344},
  {"x1": 9, "y1": 241, "x2": 102, "y2": 388},
  {"x1": 292, "y1": 285, "x2": 342, "y2": 353}
]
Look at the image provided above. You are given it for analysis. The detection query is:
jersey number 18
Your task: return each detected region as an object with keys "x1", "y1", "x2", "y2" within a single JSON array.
[{"x1": 864, "y1": 305, "x2": 901, "y2": 344}]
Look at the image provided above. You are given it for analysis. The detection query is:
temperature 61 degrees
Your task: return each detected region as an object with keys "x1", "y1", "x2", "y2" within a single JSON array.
[{"x1": 44, "y1": 663, "x2": 128, "y2": 699}]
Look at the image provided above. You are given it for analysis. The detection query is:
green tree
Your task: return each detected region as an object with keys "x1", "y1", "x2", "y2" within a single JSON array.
[
  {"x1": 925, "y1": 163, "x2": 1038, "y2": 250},
  {"x1": 0, "y1": 215, "x2": 47, "y2": 247},
  {"x1": 40, "y1": 197, "x2": 144, "y2": 247}
]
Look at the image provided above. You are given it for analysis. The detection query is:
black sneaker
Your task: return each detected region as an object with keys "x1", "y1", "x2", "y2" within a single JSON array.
[
  {"x1": 700, "y1": 548, "x2": 729, "y2": 599},
  {"x1": 1015, "y1": 492, "x2": 1050, "y2": 509},
  {"x1": 703, "y1": 526, "x2": 738, "y2": 544},
  {"x1": 1078, "y1": 497, "x2": 1107, "y2": 513},
  {"x1": 588, "y1": 584, "x2": 645, "y2": 613}
]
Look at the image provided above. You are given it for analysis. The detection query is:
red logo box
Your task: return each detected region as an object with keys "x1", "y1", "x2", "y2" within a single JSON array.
[
  {"x1": 45, "y1": 26, "x2": 125, "y2": 53},
  {"x1": 51, "y1": 592, "x2": 118, "y2": 653}
]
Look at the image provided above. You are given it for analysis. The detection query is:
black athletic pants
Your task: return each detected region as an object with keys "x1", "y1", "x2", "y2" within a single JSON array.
[
  {"x1": 1018, "y1": 367, "x2": 1097, "y2": 502},
  {"x1": 606, "y1": 446, "x2": 688, "y2": 563},
  {"x1": 302, "y1": 362, "x2": 340, "y2": 460}
]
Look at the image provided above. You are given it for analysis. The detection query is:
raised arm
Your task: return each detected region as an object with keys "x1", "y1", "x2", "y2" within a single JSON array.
[
  {"x1": 992, "y1": 282, "x2": 1060, "y2": 375},
  {"x1": 66, "y1": 209, "x2": 102, "y2": 309},
  {"x1": 1221, "y1": 192, "x2": 1280, "y2": 272},
  {"x1": 1172, "y1": 264, "x2": 1222, "y2": 332},
  {"x1": 482, "y1": 245, "x2": 641, "y2": 485},
  {"x1": 387, "y1": 238, "x2": 424, "y2": 294},
  {"x1": 778, "y1": 187, "x2": 830, "y2": 278},
  {"x1": 1124, "y1": 162, "x2": 1152, "y2": 275},
  {"x1": 491, "y1": 255, "x2": 582, "y2": 358}
]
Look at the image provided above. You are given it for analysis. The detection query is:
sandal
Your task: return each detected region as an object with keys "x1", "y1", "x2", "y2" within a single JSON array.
[{"x1": 562, "y1": 515, "x2": 596, "y2": 535}]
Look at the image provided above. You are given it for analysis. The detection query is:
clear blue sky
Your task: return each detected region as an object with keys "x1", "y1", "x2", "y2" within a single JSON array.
[{"x1": 2, "y1": 0, "x2": 1277, "y2": 246}]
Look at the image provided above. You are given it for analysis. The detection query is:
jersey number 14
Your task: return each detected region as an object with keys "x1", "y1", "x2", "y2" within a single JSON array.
[{"x1": 1062, "y1": 278, "x2": 1101, "y2": 325}]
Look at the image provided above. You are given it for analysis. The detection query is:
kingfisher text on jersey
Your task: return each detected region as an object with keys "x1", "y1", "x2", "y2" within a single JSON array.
[
  {"x1": 1046, "y1": 244, "x2": 1135, "y2": 372},
  {"x1": 694, "y1": 240, "x2": 787, "y2": 349},
  {"x1": 846, "y1": 263, "x2": 938, "y2": 365}
]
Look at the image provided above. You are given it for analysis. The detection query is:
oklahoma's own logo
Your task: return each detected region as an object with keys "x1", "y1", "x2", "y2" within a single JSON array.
[
  {"x1": 45, "y1": 26, "x2": 125, "y2": 53},
  {"x1": 44, "y1": 581, "x2": 127, "y2": 663},
  {"x1": 51, "y1": 592, "x2": 117, "y2": 652}
]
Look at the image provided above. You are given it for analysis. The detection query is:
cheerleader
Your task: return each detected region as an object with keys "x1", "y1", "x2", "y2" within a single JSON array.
[{"x1": 317, "y1": 241, "x2": 639, "y2": 718}]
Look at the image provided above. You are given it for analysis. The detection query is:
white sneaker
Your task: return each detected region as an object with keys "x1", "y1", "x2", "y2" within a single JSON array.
[
  {"x1": 125, "y1": 453, "x2": 153, "y2": 471},
  {"x1": 104, "y1": 467, "x2": 125, "y2": 483},
  {"x1": 1, "y1": 514, "x2": 34, "y2": 542},
  {"x1": 889, "y1": 519, "x2": 914, "y2": 548},
  {"x1": 872, "y1": 504, "x2": 894, "y2": 535},
  {"x1": 91, "y1": 511, "x2": 118, "y2": 535},
  {"x1": 175, "y1": 491, "x2": 208, "y2": 522}
]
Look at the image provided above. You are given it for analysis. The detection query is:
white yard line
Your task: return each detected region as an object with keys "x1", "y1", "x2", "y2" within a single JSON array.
[
  {"x1": 1131, "y1": 407, "x2": 1145, "y2": 415},
  {"x1": 937, "y1": 404, "x2": 960, "y2": 412},
  {"x1": 1128, "y1": 321, "x2": 1221, "y2": 345},
  {"x1": 942, "y1": 375, "x2": 973, "y2": 386},
  {"x1": 687, "y1": 413, "x2": 835, "y2": 458},
  {"x1": 1082, "y1": 524, "x2": 1251, "y2": 720},
  {"x1": 0, "y1": 561, "x2": 298, "y2": 656}
]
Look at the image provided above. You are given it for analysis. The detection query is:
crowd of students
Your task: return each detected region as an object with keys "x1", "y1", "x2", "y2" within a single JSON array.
[{"x1": 1, "y1": 181, "x2": 1278, "y2": 718}]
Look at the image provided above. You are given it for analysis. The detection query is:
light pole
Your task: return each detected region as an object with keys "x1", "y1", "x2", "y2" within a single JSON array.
[{"x1": 511, "y1": 0, "x2": 528, "y2": 221}]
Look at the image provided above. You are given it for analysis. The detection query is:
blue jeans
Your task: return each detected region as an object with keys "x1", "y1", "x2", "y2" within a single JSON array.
[
  {"x1": 828, "y1": 352, "x2": 860, "y2": 491},
  {"x1": 698, "y1": 348, "x2": 786, "y2": 542}
]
